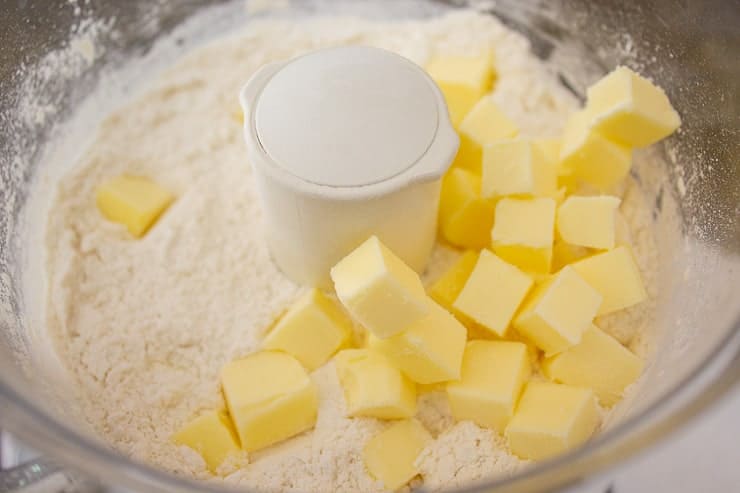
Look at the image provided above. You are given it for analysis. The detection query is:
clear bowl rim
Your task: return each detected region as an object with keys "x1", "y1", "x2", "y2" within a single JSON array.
[{"x1": 1, "y1": 1, "x2": 739, "y2": 491}]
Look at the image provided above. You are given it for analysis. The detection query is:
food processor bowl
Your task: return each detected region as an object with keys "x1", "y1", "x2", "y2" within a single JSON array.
[{"x1": 0, "y1": 1, "x2": 738, "y2": 492}]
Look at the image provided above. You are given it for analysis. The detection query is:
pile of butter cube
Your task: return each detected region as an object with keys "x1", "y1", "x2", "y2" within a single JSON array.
[{"x1": 171, "y1": 54, "x2": 679, "y2": 490}]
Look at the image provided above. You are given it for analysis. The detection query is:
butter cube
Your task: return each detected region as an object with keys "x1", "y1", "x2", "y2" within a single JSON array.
[
  {"x1": 543, "y1": 325, "x2": 643, "y2": 406},
  {"x1": 96, "y1": 175, "x2": 174, "y2": 237},
  {"x1": 331, "y1": 236, "x2": 428, "y2": 339},
  {"x1": 172, "y1": 410, "x2": 241, "y2": 473},
  {"x1": 514, "y1": 266, "x2": 602, "y2": 355},
  {"x1": 551, "y1": 241, "x2": 593, "y2": 272},
  {"x1": 429, "y1": 250, "x2": 480, "y2": 313},
  {"x1": 221, "y1": 351, "x2": 318, "y2": 452},
  {"x1": 535, "y1": 138, "x2": 561, "y2": 167},
  {"x1": 499, "y1": 329, "x2": 542, "y2": 364},
  {"x1": 491, "y1": 197, "x2": 556, "y2": 275},
  {"x1": 506, "y1": 382, "x2": 599, "y2": 460},
  {"x1": 559, "y1": 110, "x2": 632, "y2": 190},
  {"x1": 557, "y1": 172, "x2": 581, "y2": 195},
  {"x1": 587, "y1": 66, "x2": 681, "y2": 148},
  {"x1": 263, "y1": 289, "x2": 353, "y2": 371},
  {"x1": 446, "y1": 341, "x2": 531, "y2": 432},
  {"x1": 371, "y1": 299, "x2": 467, "y2": 384},
  {"x1": 363, "y1": 419, "x2": 432, "y2": 491},
  {"x1": 557, "y1": 196, "x2": 622, "y2": 250},
  {"x1": 552, "y1": 187, "x2": 568, "y2": 206},
  {"x1": 453, "y1": 250, "x2": 533, "y2": 337},
  {"x1": 438, "y1": 168, "x2": 495, "y2": 249},
  {"x1": 428, "y1": 250, "x2": 485, "y2": 334},
  {"x1": 454, "y1": 97, "x2": 519, "y2": 174},
  {"x1": 416, "y1": 382, "x2": 445, "y2": 394},
  {"x1": 426, "y1": 52, "x2": 495, "y2": 127},
  {"x1": 482, "y1": 140, "x2": 557, "y2": 199},
  {"x1": 334, "y1": 349, "x2": 417, "y2": 419},
  {"x1": 535, "y1": 138, "x2": 577, "y2": 194},
  {"x1": 571, "y1": 246, "x2": 647, "y2": 315}
]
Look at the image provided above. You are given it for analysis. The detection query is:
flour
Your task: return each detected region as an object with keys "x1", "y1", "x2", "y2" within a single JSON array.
[
  {"x1": 415, "y1": 391, "x2": 456, "y2": 437},
  {"x1": 415, "y1": 421, "x2": 527, "y2": 491},
  {"x1": 42, "y1": 8, "x2": 657, "y2": 492}
]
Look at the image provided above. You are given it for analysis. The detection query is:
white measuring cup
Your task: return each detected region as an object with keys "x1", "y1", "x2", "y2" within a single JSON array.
[{"x1": 240, "y1": 46, "x2": 458, "y2": 288}]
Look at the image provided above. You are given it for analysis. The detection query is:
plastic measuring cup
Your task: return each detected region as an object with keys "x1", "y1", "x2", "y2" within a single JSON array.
[{"x1": 240, "y1": 46, "x2": 458, "y2": 288}]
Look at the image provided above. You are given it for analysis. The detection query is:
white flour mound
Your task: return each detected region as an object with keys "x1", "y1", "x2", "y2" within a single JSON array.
[{"x1": 43, "y1": 9, "x2": 657, "y2": 492}]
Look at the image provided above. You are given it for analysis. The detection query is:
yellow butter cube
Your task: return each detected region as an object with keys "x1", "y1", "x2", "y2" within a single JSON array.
[
  {"x1": 570, "y1": 246, "x2": 647, "y2": 315},
  {"x1": 429, "y1": 250, "x2": 480, "y2": 313},
  {"x1": 331, "y1": 236, "x2": 428, "y2": 339},
  {"x1": 453, "y1": 250, "x2": 533, "y2": 337},
  {"x1": 534, "y1": 138, "x2": 577, "y2": 194},
  {"x1": 557, "y1": 172, "x2": 581, "y2": 195},
  {"x1": 446, "y1": 341, "x2": 531, "y2": 432},
  {"x1": 334, "y1": 349, "x2": 417, "y2": 419},
  {"x1": 498, "y1": 329, "x2": 542, "y2": 364},
  {"x1": 543, "y1": 325, "x2": 643, "y2": 407},
  {"x1": 96, "y1": 175, "x2": 174, "y2": 237},
  {"x1": 505, "y1": 382, "x2": 599, "y2": 460},
  {"x1": 454, "y1": 97, "x2": 519, "y2": 174},
  {"x1": 481, "y1": 139, "x2": 557, "y2": 199},
  {"x1": 263, "y1": 289, "x2": 353, "y2": 371},
  {"x1": 371, "y1": 299, "x2": 467, "y2": 384},
  {"x1": 172, "y1": 410, "x2": 241, "y2": 473},
  {"x1": 559, "y1": 110, "x2": 632, "y2": 190},
  {"x1": 491, "y1": 197, "x2": 556, "y2": 275},
  {"x1": 557, "y1": 195, "x2": 622, "y2": 250},
  {"x1": 514, "y1": 266, "x2": 602, "y2": 355},
  {"x1": 587, "y1": 66, "x2": 681, "y2": 148},
  {"x1": 427, "y1": 251, "x2": 489, "y2": 337},
  {"x1": 535, "y1": 138, "x2": 561, "y2": 167},
  {"x1": 416, "y1": 382, "x2": 445, "y2": 394},
  {"x1": 426, "y1": 52, "x2": 495, "y2": 127},
  {"x1": 551, "y1": 241, "x2": 593, "y2": 272},
  {"x1": 553, "y1": 187, "x2": 568, "y2": 206},
  {"x1": 221, "y1": 351, "x2": 318, "y2": 452},
  {"x1": 363, "y1": 419, "x2": 432, "y2": 491},
  {"x1": 438, "y1": 168, "x2": 495, "y2": 249}
]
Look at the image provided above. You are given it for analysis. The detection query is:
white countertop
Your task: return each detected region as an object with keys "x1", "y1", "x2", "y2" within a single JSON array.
[
  {"x1": 567, "y1": 384, "x2": 740, "y2": 493},
  {"x1": 601, "y1": 384, "x2": 740, "y2": 493}
]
